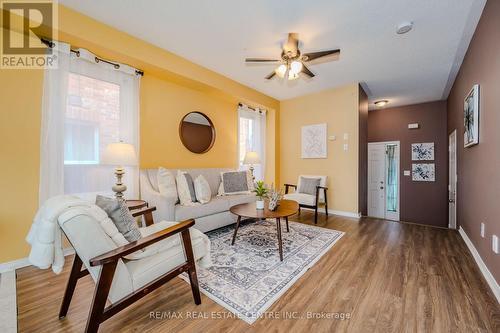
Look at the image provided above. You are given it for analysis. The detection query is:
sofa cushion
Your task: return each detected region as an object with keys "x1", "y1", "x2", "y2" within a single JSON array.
[
  {"x1": 157, "y1": 167, "x2": 178, "y2": 202},
  {"x1": 219, "y1": 171, "x2": 250, "y2": 195},
  {"x1": 283, "y1": 192, "x2": 316, "y2": 206},
  {"x1": 176, "y1": 171, "x2": 198, "y2": 206},
  {"x1": 194, "y1": 175, "x2": 211, "y2": 204},
  {"x1": 175, "y1": 197, "x2": 229, "y2": 221},
  {"x1": 226, "y1": 193, "x2": 257, "y2": 207}
]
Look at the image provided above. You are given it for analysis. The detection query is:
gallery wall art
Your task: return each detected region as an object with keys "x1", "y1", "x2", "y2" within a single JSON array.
[
  {"x1": 412, "y1": 142, "x2": 435, "y2": 160},
  {"x1": 412, "y1": 163, "x2": 435, "y2": 182},
  {"x1": 301, "y1": 123, "x2": 327, "y2": 159},
  {"x1": 464, "y1": 84, "x2": 479, "y2": 147}
]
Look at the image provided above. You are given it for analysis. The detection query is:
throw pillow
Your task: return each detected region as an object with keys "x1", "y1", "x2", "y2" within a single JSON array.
[
  {"x1": 95, "y1": 195, "x2": 142, "y2": 242},
  {"x1": 176, "y1": 171, "x2": 198, "y2": 206},
  {"x1": 297, "y1": 177, "x2": 321, "y2": 196},
  {"x1": 194, "y1": 175, "x2": 211, "y2": 204},
  {"x1": 157, "y1": 167, "x2": 178, "y2": 202},
  {"x1": 219, "y1": 171, "x2": 250, "y2": 195}
]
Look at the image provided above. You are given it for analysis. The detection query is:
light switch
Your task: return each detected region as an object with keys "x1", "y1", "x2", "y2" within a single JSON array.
[
  {"x1": 343, "y1": 133, "x2": 349, "y2": 140},
  {"x1": 408, "y1": 123, "x2": 419, "y2": 129},
  {"x1": 403, "y1": 170, "x2": 411, "y2": 176},
  {"x1": 343, "y1": 143, "x2": 348, "y2": 151},
  {"x1": 493, "y1": 235, "x2": 499, "y2": 254},
  {"x1": 328, "y1": 135, "x2": 336, "y2": 141}
]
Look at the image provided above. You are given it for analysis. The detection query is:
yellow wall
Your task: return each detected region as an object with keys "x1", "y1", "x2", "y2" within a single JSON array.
[
  {"x1": 0, "y1": 68, "x2": 44, "y2": 262},
  {"x1": 0, "y1": 6, "x2": 279, "y2": 263},
  {"x1": 279, "y1": 84, "x2": 360, "y2": 214}
]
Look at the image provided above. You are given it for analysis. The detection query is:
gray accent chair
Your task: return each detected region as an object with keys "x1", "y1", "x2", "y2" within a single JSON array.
[{"x1": 140, "y1": 168, "x2": 256, "y2": 232}]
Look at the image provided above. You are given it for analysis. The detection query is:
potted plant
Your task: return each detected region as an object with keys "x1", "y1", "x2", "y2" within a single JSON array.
[{"x1": 253, "y1": 181, "x2": 268, "y2": 210}]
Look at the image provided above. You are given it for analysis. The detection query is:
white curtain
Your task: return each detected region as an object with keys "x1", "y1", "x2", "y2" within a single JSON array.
[
  {"x1": 39, "y1": 42, "x2": 141, "y2": 204},
  {"x1": 238, "y1": 104, "x2": 266, "y2": 181}
]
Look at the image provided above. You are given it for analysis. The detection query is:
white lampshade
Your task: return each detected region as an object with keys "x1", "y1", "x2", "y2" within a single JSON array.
[
  {"x1": 243, "y1": 151, "x2": 260, "y2": 165},
  {"x1": 101, "y1": 142, "x2": 138, "y2": 166}
]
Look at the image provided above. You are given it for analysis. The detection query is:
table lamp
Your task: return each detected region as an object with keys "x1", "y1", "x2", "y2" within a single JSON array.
[
  {"x1": 101, "y1": 142, "x2": 138, "y2": 199},
  {"x1": 243, "y1": 151, "x2": 260, "y2": 180}
]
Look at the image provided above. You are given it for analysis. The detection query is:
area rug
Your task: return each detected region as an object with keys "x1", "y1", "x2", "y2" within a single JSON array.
[{"x1": 180, "y1": 219, "x2": 344, "y2": 324}]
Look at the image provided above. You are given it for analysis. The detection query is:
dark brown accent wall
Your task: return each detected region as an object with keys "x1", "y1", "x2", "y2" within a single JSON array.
[
  {"x1": 447, "y1": 0, "x2": 500, "y2": 283},
  {"x1": 368, "y1": 101, "x2": 448, "y2": 227},
  {"x1": 358, "y1": 85, "x2": 368, "y2": 216}
]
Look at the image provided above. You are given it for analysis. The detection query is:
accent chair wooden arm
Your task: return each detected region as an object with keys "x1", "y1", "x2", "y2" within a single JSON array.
[
  {"x1": 90, "y1": 219, "x2": 195, "y2": 266},
  {"x1": 130, "y1": 206, "x2": 156, "y2": 227},
  {"x1": 284, "y1": 183, "x2": 297, "y2": 194}
]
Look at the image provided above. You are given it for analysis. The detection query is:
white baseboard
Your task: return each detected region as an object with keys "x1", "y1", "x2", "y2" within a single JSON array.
[
  {"x1": 459, "y1": 227, "x2": 500, "y2": 304},
  {"x1": 0, "y1": 271, "x2": 17, "y2": 333},
  {"x1": 300, "y1": 207, "x2": 361, "y2": 220},
  {"x1": 0, "y1": 247, "x2": 75, "y2": 274}
]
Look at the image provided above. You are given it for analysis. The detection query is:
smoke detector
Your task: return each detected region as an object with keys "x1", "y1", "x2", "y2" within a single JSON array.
[{"x1": 396, "y1": 22, "x2": 413, "y2": 34}]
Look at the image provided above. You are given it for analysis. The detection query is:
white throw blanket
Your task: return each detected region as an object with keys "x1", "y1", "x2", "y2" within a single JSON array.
[{"x1": 26, "y1": 195, "x2": 91, "y2": 274}]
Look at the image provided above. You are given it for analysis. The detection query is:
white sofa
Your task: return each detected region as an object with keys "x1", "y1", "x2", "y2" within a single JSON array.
[{"x1": 140, "y1": 168, "x2": 256, "y2": 232}]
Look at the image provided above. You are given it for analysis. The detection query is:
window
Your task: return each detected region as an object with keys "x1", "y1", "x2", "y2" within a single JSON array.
[
  {"x1": 64, "y1": 73, "x2": 120, "y2": 165},
  {"x1": 38, "y1": 42, "x2": 140, "y2": 204},
  {"x1": 238, "y1": 105, "x2": 266, "y2": 181}
]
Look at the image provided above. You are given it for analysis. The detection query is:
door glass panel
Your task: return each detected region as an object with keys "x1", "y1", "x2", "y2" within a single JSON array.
[{"x1": 386, "y1": 144, "x2": 398, "y2": 212}]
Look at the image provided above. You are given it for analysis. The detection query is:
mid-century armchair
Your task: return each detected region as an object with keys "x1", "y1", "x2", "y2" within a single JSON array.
[
  {"x1": 283, "y1": 175, "x2": 328, "y2": 224},
  {"x1": 58, "y1": 205, "x2": 210, "y2": 333}
]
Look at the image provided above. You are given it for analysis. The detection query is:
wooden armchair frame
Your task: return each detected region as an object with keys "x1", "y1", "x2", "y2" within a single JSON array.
[
  {"x1": 59, "y1": 206, "x2": 201, "y2": 333},
  {"x1": 284, "y1": 184, "x2": 328, "y2": 224}
]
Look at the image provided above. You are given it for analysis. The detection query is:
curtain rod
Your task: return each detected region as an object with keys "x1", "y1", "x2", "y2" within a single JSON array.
[
  {"x1": 40, "y1": 37, "x2": 144, "y2": 76},
  {"x1": 238, "y1": 102, "x2": 265, "y2": 114}
]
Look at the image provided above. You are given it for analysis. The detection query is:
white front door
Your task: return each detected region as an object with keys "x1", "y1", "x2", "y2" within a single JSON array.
[
  {"x1": 368, "y1": 142, "x2": 400, "y2": 220},
  {"x1": 368, "y1": 143, "x2": 386, "y2": 218},
  {"x1": 449, "y1": 130, "x2": 457, "y2": 229}
]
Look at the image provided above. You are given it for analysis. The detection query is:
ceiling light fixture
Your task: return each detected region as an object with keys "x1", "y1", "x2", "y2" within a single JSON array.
[
  {"x1": 275, "y1": 64, "x2": 287, "y2": 78},
  {"x1": 375, "y1": 100, "x2": 389, "y2": 107},
  {"x1": 396, "y1": 22, "x2": 413, "y2": 34}
]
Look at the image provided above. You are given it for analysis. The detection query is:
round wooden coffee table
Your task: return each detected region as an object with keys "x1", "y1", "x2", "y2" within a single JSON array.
[{"x1": 230, "y1": 199, "x2": 299, "y2": 261}]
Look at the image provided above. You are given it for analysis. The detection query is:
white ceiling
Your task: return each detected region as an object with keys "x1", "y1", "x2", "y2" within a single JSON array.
[{"x1": 60, "y1": 0, "x2": 486, "y2": 108}]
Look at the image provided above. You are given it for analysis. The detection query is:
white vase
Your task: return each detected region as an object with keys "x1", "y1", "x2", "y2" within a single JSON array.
[{"x1": 256, "y1": 200, "x2": 265, "y2": 210}]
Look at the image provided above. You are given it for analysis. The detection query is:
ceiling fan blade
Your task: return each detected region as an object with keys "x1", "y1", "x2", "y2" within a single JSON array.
[
  {"x1": 265, "y1": 71, "x2": 276, "y2": 80},
  {"x1": 302, "y1": 49, "x2": 340, "y2": 62},
  {"x1": 283, "y1": 33, "x2": 299, "y2": 55},
  {"x1": 245, "y1": 58, "x2": 281, "y2": 63},
  {"x1": 301, "y1": 64, "x2": 315, "y2": 78}
]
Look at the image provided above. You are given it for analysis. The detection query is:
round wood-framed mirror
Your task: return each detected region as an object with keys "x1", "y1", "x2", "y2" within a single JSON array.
[{"x1": 179, "y1": 112, "x2": 216, "y2": 154}]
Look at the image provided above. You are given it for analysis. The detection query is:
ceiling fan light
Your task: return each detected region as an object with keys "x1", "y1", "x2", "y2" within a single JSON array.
[
  {"x1": 288, "y1": 71, "x2": 300, "y2": 80},
  {"x1": 276, "y1": 64, "x2": 287, "y2": 78},
  {"x1": 289, "y1": 60, "x2": 303, "y2": 75}
]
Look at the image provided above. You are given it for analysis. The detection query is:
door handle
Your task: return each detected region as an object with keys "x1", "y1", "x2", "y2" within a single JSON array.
[
  {"x1": 380, "y1": 186, "x2": 384, "y2": 190},
  {"x1": 448, "y1": 199, "x2": 455, "y2": 203}
]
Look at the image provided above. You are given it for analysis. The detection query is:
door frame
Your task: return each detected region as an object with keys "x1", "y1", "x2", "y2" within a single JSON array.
[
  {"x1": 448, "y1": 130, "x2": 457, "y2": 229},
  {"x1": 367, "y1": 141, "x2": 401, "y2": 221}
]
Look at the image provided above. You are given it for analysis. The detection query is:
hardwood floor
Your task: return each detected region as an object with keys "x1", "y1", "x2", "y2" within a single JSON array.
[{"x1": 16, "y1": 212, "x2": 500, "y2": 332}]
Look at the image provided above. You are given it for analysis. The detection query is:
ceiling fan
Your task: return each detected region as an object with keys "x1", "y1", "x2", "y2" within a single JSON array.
[{"x1": 245, "y1": 33, "x2": 340, "y2": 80}]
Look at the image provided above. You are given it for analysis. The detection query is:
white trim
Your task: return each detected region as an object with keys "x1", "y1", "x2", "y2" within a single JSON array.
[
  {"x1": 300, "y1": 207, "x2": 361, "y2": 220},
  {"x1": 0, "y1": 271, "x2": 17, "y2": 333},
  {"x1": 459, "y1": 227, "x2": 500, "y2": 304},
  {"x1": 0, "y1": 247, "x2": 75, "y2": 273},
  {"x1": 448, "y1": 130, "x2": 457, "y2": 229}
]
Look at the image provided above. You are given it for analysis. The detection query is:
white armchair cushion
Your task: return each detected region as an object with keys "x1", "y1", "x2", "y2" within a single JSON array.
[
  {"x1": 297, "y1": 175, "x2": 327, "y2": 203},
  {"x1": 125, "y1": 223, "x2": 211, "y2": 290},
  {"x1": 283, "y1": 192, "x2": 317, "y2": 206},
  {"x1": 124, "y1": 220, "x2": 208, "y2": 260}
]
